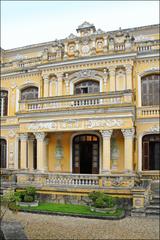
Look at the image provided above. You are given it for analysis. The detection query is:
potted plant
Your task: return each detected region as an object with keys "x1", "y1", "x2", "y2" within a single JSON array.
[{"x1": 88, "y1": 191, "x2": 117, "y2": 213}]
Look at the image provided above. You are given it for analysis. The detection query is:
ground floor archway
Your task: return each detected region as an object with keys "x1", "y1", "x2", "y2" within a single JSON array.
[
  {"x1": 142, "y1": 134, "x2": 160, "y2": 170},
  {"x1": 72, "y1": 134, "x2": 99, "y2": 174},
  {"x1": 0, "y1": 139, "x2": 7, "y2": 168}
]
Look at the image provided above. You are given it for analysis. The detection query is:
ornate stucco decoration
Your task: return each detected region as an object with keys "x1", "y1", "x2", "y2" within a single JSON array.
[
  {"x1": 86, "y1": 119, "x2": 123, "y2": 128},
  {"x1": 122, "y1": 128, "x2": 135, "y2": 138},
  {"x1": 8, "y1": 129, "x2": 16, "y2": 138},
  {"x1": 69, "y1": 69, "x2": 104, "y2": 81},
  {"x1": 28, "y1": 122, "x2": 57, "y2": 131},
  {"x1": 149, "y1": 125, "x2": 160, "y2": 133}
]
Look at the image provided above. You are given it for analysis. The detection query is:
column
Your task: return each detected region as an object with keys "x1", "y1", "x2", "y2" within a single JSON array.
[
  {"x1": 57, "y1": 73, "x2": 63, "y2": 96},
  {"x1": 43, "y1": 74, "x2": 49, "y2": 97},
  {"x1": 14, "y1": 135, "x2": 19, "y2": 169},
  {"x1": 44, "y1": 139, "x2": 49, "y2": 171},
  {"x1": 101, "y1": 130, "x2": 113, "y2": 173},
  {"x1": 34, "y1": 132, "x2": 46, "y2": 171},
  {"x1": 122, "y1": 128, "x2": 135, "y2": 172},
  {"x1": 126, "y1": 65, "x2": 132, "y2": 89},
  {"x1": 28, "y1": 136, "x2": 34, "y2": 171},
  {"x1": 108, "y1": 66, "x2": 116, "y2": 91},
  {"x1": 19, "y1": 133, "x2": 28, "y2": 170},
  {"x1": 103, "y1": 69, "x2": 108, "y2": 91},
  {"x1": 65, "y1": 73, "x2": 70, "y2": 95}
]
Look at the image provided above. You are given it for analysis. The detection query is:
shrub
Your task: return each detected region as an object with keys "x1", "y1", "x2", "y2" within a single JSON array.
[
  {"x1": 25, "y1": 186, "x2": 36, "y2": 197},
  {"x1": 24, "y1": 195, "x2": 34, "y2": 202},
  {"x1": 88, "y1": 191, "x2": 116, "y2": 208},
  {"x1": 95, "y1": 197, "x2": 106, "y2": 208}
]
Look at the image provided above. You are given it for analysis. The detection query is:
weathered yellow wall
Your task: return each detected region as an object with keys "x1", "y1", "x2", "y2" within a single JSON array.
[{"x1": 48, "y1": 132, "x2": 72, "y2": 172}]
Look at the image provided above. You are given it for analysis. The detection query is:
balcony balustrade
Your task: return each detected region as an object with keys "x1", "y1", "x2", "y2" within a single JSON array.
[
  {"x1": 137, "y1": 106, "x2": 160, "y2": 118},
  {"x1": 18, "y1": 90, "x2": 133, "y2": 113},
  {"x1": 0, "y1": 170, "x2": 136, "y2": 189}
]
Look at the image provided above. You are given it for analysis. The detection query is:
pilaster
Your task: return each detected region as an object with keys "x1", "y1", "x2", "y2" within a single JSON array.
[
  {"x1": 43, "y1": 74, "x2": 49, "y2": 97},
  {"x1": 125, "y1": 65, "x2": 133, "y2": 89},
  {"x1": 57, "y1": 73, "x2": 63, "y2": 96},
  {"x1": 108, "y1": 66, "x2": 116, "y2": 91}
]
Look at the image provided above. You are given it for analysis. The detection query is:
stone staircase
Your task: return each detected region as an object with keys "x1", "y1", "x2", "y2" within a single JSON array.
[{"x1": 146, "y1": 181, "x2": 160, "y2": 216}]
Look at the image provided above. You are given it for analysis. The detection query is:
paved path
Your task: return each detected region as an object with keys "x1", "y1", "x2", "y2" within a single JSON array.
[{"x1": 3, "y1": 210, "x2": 159, "y2": 240}]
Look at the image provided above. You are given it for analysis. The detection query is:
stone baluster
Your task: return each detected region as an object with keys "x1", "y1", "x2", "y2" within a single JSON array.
[
  {"x1": 122, "y1": 128, "x2": 135, "y2": 172},
  {"x1": 126, "y1": 65, "x2": 133, "y2": 90},
  {"x1": 19, "y1": 133, "x2": 28, "y2": 170},
  {"x1": 34, "y1": 132, "x2": 47, "y2": 171},
  {"x1": 101, "y1": 130, "x2": 113, "y2": 173},
  {"x1": 108, "y1": 66, "x2": 116, "y2": 91}
]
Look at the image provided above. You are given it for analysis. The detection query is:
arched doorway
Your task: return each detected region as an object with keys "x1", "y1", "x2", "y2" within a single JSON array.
[
  {"x1": 0, "y1": 139, "x2": 7, "y2": 168},
  {"x1": 142, "y1": 134, "x2": 160, "y2": 170},
  {"x1": 72, "y1": 134, "x2": 99, "y2": 174}
]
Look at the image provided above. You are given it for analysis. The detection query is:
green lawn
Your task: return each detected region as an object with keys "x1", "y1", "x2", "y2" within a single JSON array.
[{"x1": 19, "y1": 202, "x2": 124, "y2": 217}]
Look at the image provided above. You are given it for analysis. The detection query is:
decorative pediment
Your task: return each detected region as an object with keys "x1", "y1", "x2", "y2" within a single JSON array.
[
  {"x1": 67, "y1": 33, "x2": 77, "y2": 39},
  {"x1": 77, "y1": 21, "x2": 94, "y2": 30}
]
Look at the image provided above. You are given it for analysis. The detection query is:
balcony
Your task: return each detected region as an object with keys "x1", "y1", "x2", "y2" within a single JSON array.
[
  {"x1": 18, "y1": 90, "x2": 133, "y2": 114},
  {"x1": 0, "y1": 170, "x2": 136, "y2": 190},
  {"x1": 137, "y1": 106, "x2": 160, "y2": 118}
]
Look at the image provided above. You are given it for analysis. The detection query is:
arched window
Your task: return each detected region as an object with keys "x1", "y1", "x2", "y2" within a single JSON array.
[
  {"x1": 21, "y1": 86, "x2": 38, "y2": 100},
  {"x1": 74, "y1": 80, "x2": 99, "y2": 94},
  {"x1": 0, "y1": 90, "x2": 8, "y2": 116},
  {"x1": 0, "y1": 139, "x2": 7, "y2": 168},
  {"x1": 141, "y1": 74, "x2": 160, "y2": 106}
]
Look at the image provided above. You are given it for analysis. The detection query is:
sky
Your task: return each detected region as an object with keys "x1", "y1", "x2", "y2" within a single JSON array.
[{"x1": 1, "y1": 1, "x2": 159, "y2": 49}]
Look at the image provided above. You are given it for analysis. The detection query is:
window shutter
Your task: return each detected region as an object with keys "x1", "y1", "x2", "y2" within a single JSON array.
[{"x1": 142, "y1": 141, "x2": 149, "y2": 170}]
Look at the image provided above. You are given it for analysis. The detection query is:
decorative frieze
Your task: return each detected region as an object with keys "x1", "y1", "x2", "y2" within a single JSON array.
[{"x1": 26, "y1": 118, "x2": 124, "y2": 132}]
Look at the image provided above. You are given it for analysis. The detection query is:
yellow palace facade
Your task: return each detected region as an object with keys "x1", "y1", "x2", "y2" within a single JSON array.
[{"x1": 1, "y1": 22, "x2": 160, "y2": 206}]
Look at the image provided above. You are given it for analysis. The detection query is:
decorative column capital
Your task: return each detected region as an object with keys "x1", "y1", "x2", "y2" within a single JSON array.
[
  {"x1": 56, "y1": 72, "x2": 64, "y2": 79},
  {"x1": 42, "y1": 74, "x2": 49, "y2": 82},
  {"x1": 34, "y1": 132, "x2": 46, "y2": 141},
  {"x1": 122, "y1": 128, "x2": 135, "y2": 138},
  {"x1": 100, "y1": 130, "x2": 113, "y2": 138},
  {"x1": 19, "y1": 133, "x2": 28, "y2": 141},
  {"x1": 125, "y1": 65, "x2": 132, "y2": 73},
  {"x1": 108, "y1": 66, "x2": 116, "y2": 75}
]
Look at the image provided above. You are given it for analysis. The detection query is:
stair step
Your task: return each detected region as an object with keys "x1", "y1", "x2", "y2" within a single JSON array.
[
  {"x1": 150, "y1": 201, "x2": 160, "y2": 205},
  {"x1": 146, "y1": 205, "x2": 160, "y2": 210},
  {"x1": 146, "y1": 209, "x2": 160, "y2": 214}
]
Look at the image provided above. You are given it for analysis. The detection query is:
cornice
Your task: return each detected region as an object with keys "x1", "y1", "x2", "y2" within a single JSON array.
[
  {"x1": 1, "y1": 69, "x2": 41, "y2": 79},
  {"x1": 38, "y1": 52, "x2": 137, "y2": 70}
]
